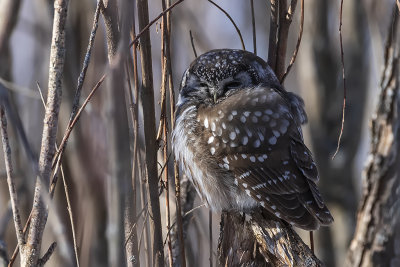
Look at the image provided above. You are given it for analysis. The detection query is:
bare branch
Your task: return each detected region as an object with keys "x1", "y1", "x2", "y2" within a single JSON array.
[
  {"x1": 346, "y1": 7, "x2": 400, "y2": 266},
  {"x1": 281, "y1": 0, "x2": 304, "y2": 82},
  {"x1": 60, "y1": 166, "x2": 80, "y2": 267},
  {"x1": 137, "y1": 0, "x2": 165, "y2": 265},
  {"x1": 250, "y1": 0, "x2": 257, "y2": 55},
  {"x1": 53, "y1": 74, "x2": 106, "y2": 167},
  {"x1": 22, "y1": 0, "x2": 69, "y2": 265},
  {"x1": 332, "y1": 0, "x2": 347, "y2": 159},
  {"x1": 100, "y1": 0, "x2": 120, "y2": 62},
  {"x1": 37, "y1": 242, "x2": 57, "y2": 267},
  {"x1": 189, "y1": 30, "x2": 198, "y2": 58},
  {"x1": 160, "y1": 1, "x2": 174, "y2": 265},
  {"x1": 209, "y1": 211, "x2": 213, "y2": 267},
  {"x1": 71, "y1": 0, "x2": 101, "y2": 121},
  {"x1": 276, "y1": 0, "x2": 298, "y2": 82},
  {"x1": 268, "y1": 0, "x2": 278, "y2": 69},
  {"x1": 207, "y1": 0, "x2": 245, "y2": 50},
  {"x1": 0, "y1": 107, "x2": 24, "y2": 247},
  {"x1": 129, "y1": 0, "x2": 185, "y2": 48}
]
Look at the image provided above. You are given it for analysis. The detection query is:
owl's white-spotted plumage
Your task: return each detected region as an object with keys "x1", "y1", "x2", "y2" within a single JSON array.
[{"x1": 172, "y1": 49, "x2": 333, "y2": 230}]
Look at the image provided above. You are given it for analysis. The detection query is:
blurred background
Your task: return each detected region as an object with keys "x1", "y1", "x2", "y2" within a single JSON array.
[{"x1": 0, "y1": 0, "x2": 396, "y2": 266}]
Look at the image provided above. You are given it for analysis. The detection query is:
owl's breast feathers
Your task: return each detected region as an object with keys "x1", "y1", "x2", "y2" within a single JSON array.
[{"x1": 174, "y1": 84, "x2": 333, "y2": 230}]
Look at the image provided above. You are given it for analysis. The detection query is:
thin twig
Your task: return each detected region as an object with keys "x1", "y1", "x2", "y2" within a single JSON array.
[
  {"x1": 70, "y1": 0, "x2": 101, "y2": 122},
  {"x1": 60, "y1": 166, "x2": 80, "y2": 267},
  {"x1": 137, "y1": 0, "x2": 165, "y2": 265},
  {"x1": 163, "y1": 203, "x2": 206, "y2": 246},
  {"x1": 160, "y1": 1, "x2": 173, "y2": 265},
  {"x1": 125, "y1": 63, "x2": 139, "y2": 267},
  {"x1": 209, "y1": 210, "x2": 213, "y2": 267},
  {"x1": 309, "y1": 231, "x2": 314, "y2": 253},
  {"x1": 276, "y1": 0, "x2": 298, "y2": 81},
  {"x1": 52, "y1": 74, "x2": 106, "y2": 168},
  {"x1": 129, "y1": 0, "x2": 185, "y2": 48},
  {"x1": 281, "y1": 0, "x2": 304, "y2": 82},
  {"x1": 168, "y1": 14, "x2": 186, "y2": 267},
  {"x1": 207, "y1": 0, "x2": 245, "y2": 50},
  {"x1": 189, "y1": 30, "x2": 198, "y2": 58},
  {"x1": 0, "y1": 77, "x2": 40, "y2": 99},
  {"x1": 126, "y1": 7, "x2": 141, "y2": 264},
  {"x1": 37, "y1": 242, "x2": 57, "y2": 267},
  {"x1": 250, "y1": 0, "x2": 257, "y2": 55},
  {"x1": 36, "y1": 82, "x2": 46, "y2": 107},
  {"x1": 124, "y1": 203, "x2": 148, "y2": 248},
  {"x1": 332, "y1": 0, "x2": 347, "y2": 159},
  {"x1": 137, "y1": 210, "x2": 150, "y2": 257},
  {"x1": 268, "y1": 0, "x2": 278, "y2": 68},
  {"x1": 0, "y1": 106, "x2": 24, "y2": 247}
]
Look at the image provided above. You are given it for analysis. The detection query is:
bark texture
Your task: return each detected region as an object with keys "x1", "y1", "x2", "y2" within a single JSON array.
[
  {"x1": 22, "y1": 0, "x2": 69, "y2": 265},
  {"x1": 345, "y1": 8, "x2": 400, "y2": 267},
  {"x1": 137, "y1": 0, "x2": 165, "y2": 266}
]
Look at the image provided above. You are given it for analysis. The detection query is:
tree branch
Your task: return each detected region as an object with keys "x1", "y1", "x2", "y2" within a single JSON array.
[
  {"x1": 21, "y1": 0, "x2": 69, "y2": 265},
  {"x1": 137, "y1": 0, "x2": 165, "y2": 265},
  {"x1": 0, "y1": 107, "x2": 24, "y2": 248}
]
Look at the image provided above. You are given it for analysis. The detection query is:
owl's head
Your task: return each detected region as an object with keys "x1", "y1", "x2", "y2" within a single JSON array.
[{"x1": 178, "y1": 49, "x2": 280, "y2": 107}]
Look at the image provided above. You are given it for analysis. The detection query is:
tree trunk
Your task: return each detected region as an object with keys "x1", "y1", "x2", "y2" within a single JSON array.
[{"x1": 345, "y1": 7, "x2": 400, "y2": 267}]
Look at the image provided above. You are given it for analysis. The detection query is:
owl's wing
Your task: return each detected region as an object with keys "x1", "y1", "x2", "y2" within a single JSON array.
[{"x1": 197, "y1": 85, "x2": 333, "y2": 230}]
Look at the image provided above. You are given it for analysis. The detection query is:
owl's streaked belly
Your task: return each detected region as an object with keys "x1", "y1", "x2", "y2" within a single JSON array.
[{"x1": 173, "y1": 105, "x2": 258, "y2": 211}]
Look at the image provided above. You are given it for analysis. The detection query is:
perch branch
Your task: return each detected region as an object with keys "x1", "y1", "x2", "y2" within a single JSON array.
[{"x1": 218, "y1": 212, "x2": 323, "y2": 266}]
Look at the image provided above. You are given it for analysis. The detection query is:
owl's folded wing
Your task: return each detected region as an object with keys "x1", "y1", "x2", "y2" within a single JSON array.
[{"x1": 197, "y1": 85, "x2": 333, "y2": 230}]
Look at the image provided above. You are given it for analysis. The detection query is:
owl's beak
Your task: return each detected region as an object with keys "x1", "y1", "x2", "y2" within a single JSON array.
[{"x1": 213, "y1": 92, "x2": 217, "y2": 103}]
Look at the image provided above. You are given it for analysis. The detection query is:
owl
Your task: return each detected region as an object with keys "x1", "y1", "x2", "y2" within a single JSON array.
[{"x1": 172, "y1": 49, "x2": 333, "y2": 230}]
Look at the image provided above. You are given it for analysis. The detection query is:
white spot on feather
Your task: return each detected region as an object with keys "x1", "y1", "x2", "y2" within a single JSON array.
[
  {"x1": 269, "y1": 136, "x2": 277, "y2": 145},
  {"x1": 242, "y1": 136, "x2": 248, "y2": 145},
  {"x1": 204, "y1": 118, "x2": 209, "y2": 128},
  {"x1": 210, "y1": 147, "x2": 215, "y2": 155},
  {"x1": 253, "y1": 140, "x2": 261, "y2": 148},
  {"x1": 211, "y1": 122, "x2": 216, "y2": 131}
]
